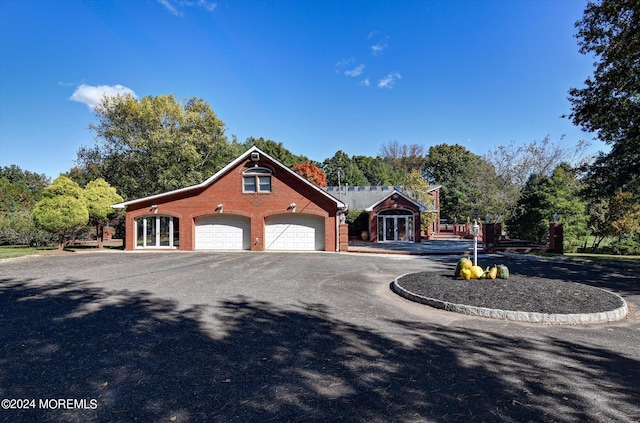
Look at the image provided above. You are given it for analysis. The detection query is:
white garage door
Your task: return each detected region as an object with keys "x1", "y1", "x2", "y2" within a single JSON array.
[
  {"x1": 195, "y1": 215, "x2": 250, "y2": 250},
  {"x1": 265, "y1": 214, "x2": 325, "y2": 251}
]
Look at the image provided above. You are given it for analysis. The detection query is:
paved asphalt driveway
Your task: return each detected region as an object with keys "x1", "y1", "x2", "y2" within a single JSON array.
[{"x1": 1, "y1": 251, "x2": 639, "y2": 422}]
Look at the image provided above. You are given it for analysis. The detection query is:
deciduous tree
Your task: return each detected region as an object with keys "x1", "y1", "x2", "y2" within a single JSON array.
[
  {"x1": 322, "y1": 151, "x2": 368, "y2": 187},
  {"x1": 423, "y1": 144, "x2": 480, "y2": 221},
  {"x1": 243, "y1": 137, "x2": 308, "y2": 167},
  {"x1": 379, "y1": 141, "x2": 425, "y2": 174},
  {"x1": 352, "y1": 155, "x2": 404, "y2": 186},
  {"x1": 508, "y1": 164, "x2": 587, "y2": 250},
  {"x1": 567, "y1": 0, "x2": 640, "y2": 197},
  {"x1": 402, "y1": 170, "x2": 436, "y2": 231},
  {"x1": 76, "y1": 94, "x2": 242, "y2": 200},
  {"x1": 292, "y1": 162, "x2": 327, "y2": 187}
]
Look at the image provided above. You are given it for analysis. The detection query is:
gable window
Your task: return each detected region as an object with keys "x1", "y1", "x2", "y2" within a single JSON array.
[{"x1": 243, "y1": 167, "x2": 272, "y2": 193}]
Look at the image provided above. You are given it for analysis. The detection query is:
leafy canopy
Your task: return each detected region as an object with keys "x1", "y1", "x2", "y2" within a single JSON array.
[
  {"x1": 507, "y1": 164, "x2": 588, "y2": 250},
  {"x1": 76, "y1": 94, "x2": 243, "y2": 200},
  {"x1": 84, "y1": 178, "x2": 123, "y2": 223},
  {"x1": 292, "y1": 162, "x2": 327, "y2": 187},
  {"x1": 567, "y1": 0, "x2": 640, "y2": 197},
  {"x1": 32, "y1": 176, "x2": 89, "y2": 250}
]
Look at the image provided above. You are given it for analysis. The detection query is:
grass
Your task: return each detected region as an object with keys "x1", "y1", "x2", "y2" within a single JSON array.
[
  {"x1": 564, "y1": 252, "x2": 640, "y2": 265},
  {"x1": 534, "y1": 251, "x2": 640, "y2": 265},
  {"x1": 0, "y1": 240, "x2": 123, "y2": 260},
  {"x1": 0, "y1": 246, "x2": 50, "y2": 260}
]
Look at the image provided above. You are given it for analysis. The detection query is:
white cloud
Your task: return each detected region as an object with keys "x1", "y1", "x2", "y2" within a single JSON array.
[
  {"x1": 158, "y1": 0, "x2": 217, "y2": 16},
  {"x1": 344, "y1": 64, "x2": 365, "y2": 77},
  {"x1": 158, "y1": 0, "x2": 181, "y2": 16},
  {"x1": 335, "y1": 58, "x2": 354, "y2": 72},
  {"x1": 70, "y1": 84, "x2": 137, "y2": 110},
  {"x1": 377, "y1": 72, "x2": 401, "y2": 89},
  {"x1": 360, "y1": 78, "x2": 370, "y2": 87},
  {"x1": 371, "y1": 40, "x2": 388, "y2": 56}
]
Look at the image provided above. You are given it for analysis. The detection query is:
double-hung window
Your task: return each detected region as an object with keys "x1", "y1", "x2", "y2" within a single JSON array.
[{"x1": 243, "y1": 168, "x2": 272, "y2": 193}]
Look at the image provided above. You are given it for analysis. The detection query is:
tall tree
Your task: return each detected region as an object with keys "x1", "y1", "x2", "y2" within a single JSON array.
[
  {"x1": 292, "y1": 162, "x2": 327, "y2": 187},
  {"x1": 608, "y1": 189, "x2": 640, "y2": 253},
  {"x1": 567, "y1": 0, "x2": 640, "y2": 197},
  {"x1": 352, "y1": 155, "x2": 404, "y2": 186},
  {"x1": 32, "y1": 176, "x2": 89, "y2": 251},
  {"x1": 0, "y1": 165, "x2": 50, "y2": 189},
  {"x1": 84, "y1": 178, "x2": 123, "y2": 248},
  {"x1": 485, "y1": 136, "x2": 590, "y2": 188},
  {"x1": 423, "y1": 144, "x2": 480, "y2": 221},
  {"x1": 76, "y1": 94, "x2": 242, "y2": 200},
  {"x1": 508, "y1": 164, "x2": 588, "y2": 250},
  {"x1": 402, "y1": 169, "x2": 436, "y2": 231},
  {"x1": 322, "y1": 150, "x2": 368, "y2": 187},
  {"x1": 379, "y1": 140, "x2": 425, "y2": 174},
  {"x1": 242, "y1": 137, "x2": 308, "y2": 167}
]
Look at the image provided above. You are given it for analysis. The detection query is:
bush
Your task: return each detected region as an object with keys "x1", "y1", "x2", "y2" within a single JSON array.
[
  {"x1": 0, "y1": 211, "x2": 56, "y2": 246},
  {"x1": 345, "y1": 210, "x2": 369, "y2": 237},
  {"x1": 611, "y1": 235, "x2": 640, "y2": 255}
]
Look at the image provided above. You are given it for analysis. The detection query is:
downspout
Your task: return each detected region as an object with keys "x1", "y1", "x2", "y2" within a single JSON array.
[{"x1": 336, "y1": 214, "x2": 340, "y2": 252}]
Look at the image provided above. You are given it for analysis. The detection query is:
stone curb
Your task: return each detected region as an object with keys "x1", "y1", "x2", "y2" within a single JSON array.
[{"x1": 391, "y1": 274, "x2": 628, "y2": 325}]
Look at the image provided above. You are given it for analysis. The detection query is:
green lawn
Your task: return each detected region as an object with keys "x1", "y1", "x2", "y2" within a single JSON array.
[
  {"x1": 564, "y1": 252, "x2": 640, "y2": 265},
  {"x1": 0, "y1": 246, "x2": 49, "y2": 260},
  {"x1": 0, "y1": 241, "x2": 123, "y2": 260}
]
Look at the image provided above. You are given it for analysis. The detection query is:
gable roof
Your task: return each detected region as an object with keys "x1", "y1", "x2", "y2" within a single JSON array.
[
  {"x1": 112, "y1": 146, "x2": 346, "y2": 209},
  {"x1": 323, "y1": 185, "x2": 440, "y2": 212}
]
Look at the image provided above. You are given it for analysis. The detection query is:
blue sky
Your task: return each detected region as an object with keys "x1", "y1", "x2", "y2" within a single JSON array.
[{"x1": 1, "y1": 0, "x2": 599, "y2": 179}]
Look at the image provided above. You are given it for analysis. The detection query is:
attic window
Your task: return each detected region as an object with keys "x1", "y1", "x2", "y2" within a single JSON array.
[{"x1": 243, "y1": 167, "x2": 272, "y2": 193}]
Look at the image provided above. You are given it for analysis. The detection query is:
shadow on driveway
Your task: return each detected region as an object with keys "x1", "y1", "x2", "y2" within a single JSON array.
[{"x1": 1, "y1": 276, "x2": 639, "y2": 422}]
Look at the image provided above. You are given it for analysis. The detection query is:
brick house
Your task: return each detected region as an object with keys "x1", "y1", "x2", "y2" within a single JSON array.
[
  {"x1": 112, "y1": 146, "x2": 347, "y2": 251},
  {"x1": 324, "y1": 185, "x2": 441, "y2": 242}
]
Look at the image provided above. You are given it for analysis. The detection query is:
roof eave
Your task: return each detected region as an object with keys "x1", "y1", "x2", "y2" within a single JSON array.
[{"x1": 109, "y1": 145, "x2": 346, "y2": 210}]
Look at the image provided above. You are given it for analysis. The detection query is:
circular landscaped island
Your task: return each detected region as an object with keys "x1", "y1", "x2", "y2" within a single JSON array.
[{"x1": 392, "y1": 271, "x2": 628, "y2": 324}]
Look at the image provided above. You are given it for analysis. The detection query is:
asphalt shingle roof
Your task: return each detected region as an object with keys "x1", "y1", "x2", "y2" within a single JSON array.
[{"x1": 323, "y1": 186, "x2": 438, "y2": 212}]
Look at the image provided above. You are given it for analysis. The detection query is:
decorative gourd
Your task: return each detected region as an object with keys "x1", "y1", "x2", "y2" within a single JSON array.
[
  {"x1": 469, "y1": 265, "x2": 484, "y2": 279},
  {"x1": 460, "y1": 268, "x2": 472, "y2": 280},
  {"x1": 454, "y1": 257, "x2": 472, "y2": 277},
  {"x1": 497, "y1": 264, "x2": 509, "y2": 279},
  {"x1": 487, "y1": 266, "x2": 498, "y2": 280}
]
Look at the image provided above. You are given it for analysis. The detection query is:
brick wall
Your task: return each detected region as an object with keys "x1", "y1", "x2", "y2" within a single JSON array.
[{"x1": 123, "y1": 155, "x2": 341, "y2": 251}]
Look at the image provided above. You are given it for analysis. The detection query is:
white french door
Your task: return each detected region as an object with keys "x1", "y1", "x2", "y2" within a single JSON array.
[{"x1": 378, "y1": 214, "x2": 413, "y2": 242}]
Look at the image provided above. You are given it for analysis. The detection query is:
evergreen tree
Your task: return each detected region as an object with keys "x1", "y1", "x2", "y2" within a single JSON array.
[
  {"x1": 32, "y1": 176, "x2": 89, "y2": 251},
  {"x1": 84, "y1": 178, "x2": 123, "y2": 248}
]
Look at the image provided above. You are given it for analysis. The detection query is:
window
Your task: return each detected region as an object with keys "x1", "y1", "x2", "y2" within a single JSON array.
[
  {"x1": 135, "y1": 216, "x2": 179, "y2": 248},
  {"x1": 243, "y1": 167, "x2": 272, "y2": 193}
]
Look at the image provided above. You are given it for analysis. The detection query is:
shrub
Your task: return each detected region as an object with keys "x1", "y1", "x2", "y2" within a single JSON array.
[{"x1": 0, "y1": 211, "x2": 56, "y2": 246}]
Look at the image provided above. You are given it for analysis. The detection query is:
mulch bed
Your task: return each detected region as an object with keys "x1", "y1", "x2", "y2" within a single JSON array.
[{"x1": 396, "y1": 272, "x2": 624, "y2": 315}]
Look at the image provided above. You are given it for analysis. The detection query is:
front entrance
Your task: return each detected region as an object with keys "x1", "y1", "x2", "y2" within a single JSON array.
[{"x1": 377, "y1": 210, "x2": 414, "y2": 242}]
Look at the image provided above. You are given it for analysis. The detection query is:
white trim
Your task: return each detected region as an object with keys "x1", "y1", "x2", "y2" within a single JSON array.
[
  {"x1": 135, "y1": 215, "x2": 179, "y2": 248},
  {"x1": 112, "y1": 146, "x2": 345, "y2": 210},
  {"x1": 364, "y1": 189, "x2": 427, "y2": 212}
]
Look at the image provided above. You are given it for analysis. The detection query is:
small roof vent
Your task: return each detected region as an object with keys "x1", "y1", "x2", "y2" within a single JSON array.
[{"x1": 250, "y1": 152, "x2": 260, "y2": 162}]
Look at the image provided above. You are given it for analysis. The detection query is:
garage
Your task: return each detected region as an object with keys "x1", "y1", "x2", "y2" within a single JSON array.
[
  {"x1": 264, "y1": 214, "x2": 325, "y2": 251},
  {"x1": 195, "y1": 215, "x2": 251, "y2": 250}
]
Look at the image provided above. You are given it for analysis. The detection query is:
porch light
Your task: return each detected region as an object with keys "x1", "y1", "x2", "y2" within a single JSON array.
[
  {"x1": 289, "y1": 203, "x2": 297, "y2": 213},
  {"x1": 151, "y1": 204, "x2": 158, "y2": 214},
  {"x1": 217, "y1": 204, "x2": 224, "y2": 213}
]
